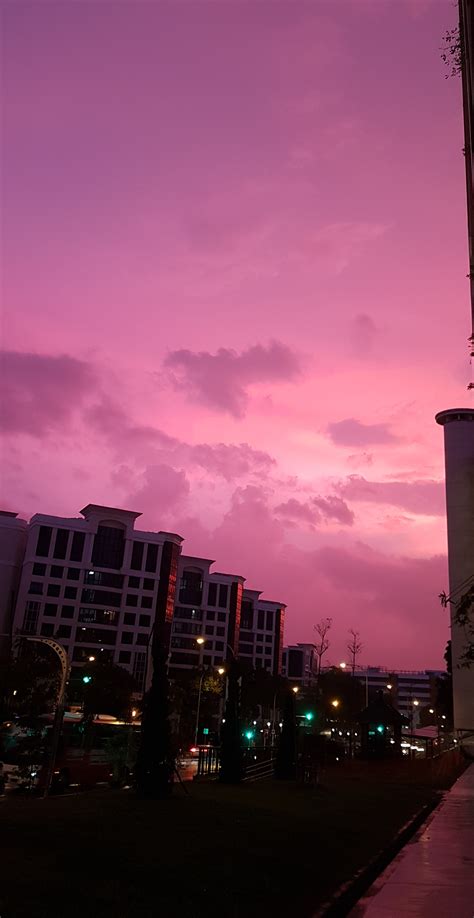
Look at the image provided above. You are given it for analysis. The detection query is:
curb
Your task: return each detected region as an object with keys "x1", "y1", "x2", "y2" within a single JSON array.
[{"x1": 313, "y1": 792, "x2": 443, "y2": 918}]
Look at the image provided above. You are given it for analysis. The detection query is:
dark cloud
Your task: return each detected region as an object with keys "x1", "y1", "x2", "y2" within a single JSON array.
[
  {"x1": 336, "y1": 475, "x2": 445, "y2": 516},
  {"x1": 312, "y1": 495, "x2": 354, "y2": 525},
  {"x1": 275, "y1": 498, "x2": 320, "y2": 524},
  {"x1": 275, "y1": 494, "x2": 354, "y2": 526},
  {"x1": 327, "y1": 417, "x2": 397, "y2": 446},
  {"x1": 164, "y1": 342, "x2": 301, "y2": 417},
  {"x1": 1, "y1": 350, "x2": 95, "y2": 436}
]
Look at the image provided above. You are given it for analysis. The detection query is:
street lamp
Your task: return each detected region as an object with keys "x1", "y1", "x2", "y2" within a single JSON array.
[
  {"x1": 292, "y1": 686, "x2": 299, "y2": 694},
  {"x1": 339, "y1": 662, "x2": 347, "y2": 669},
  {"x1": 331, "y1": 699, "x2": 340, "y2": 708},
  {"x1": 386, "y1": 683, "x2": 392, "y2": 690},
  {"x1": 217, "y1": 667, "x2": 225, "y2": 676},
  {"x1": 196, "y1": 637, "x2": 205, "y2": 646}
]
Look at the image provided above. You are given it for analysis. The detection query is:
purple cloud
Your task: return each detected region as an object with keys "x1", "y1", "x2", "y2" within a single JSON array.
[
  {"x1": 1, "y1": 350, "x2": 95, "y2": 436},
  {"x1": 275, "y1": 494, "x2": 354, "y2": 526},
  {"x1": 313, "y1": 495, "x2": 354, "y2": 525},
  {"x1": 89, "y1": 398, "x2": 274, "y2": 481},
  {"x1": 327, "y1": 417, "x2": 397, "y2": 446},
  {"x1": 336, "y1": 475, "x2": 445, "y2": 516},
  {"x1": 164, "y1": 341, "x2": 301, "y2": 417},
  {"x1": 128, "y1": 464, "x2": 190, "y2": 514}
]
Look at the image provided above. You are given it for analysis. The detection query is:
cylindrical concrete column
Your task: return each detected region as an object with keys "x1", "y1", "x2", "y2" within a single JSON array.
[{"x1": 435, "y1": 408, "x2": 474, "y2": 736}]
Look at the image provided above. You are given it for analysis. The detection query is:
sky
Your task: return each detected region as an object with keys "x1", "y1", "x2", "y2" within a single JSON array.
[{"x1": 1, "y1": 0, "x2": 471, "y2": 670}]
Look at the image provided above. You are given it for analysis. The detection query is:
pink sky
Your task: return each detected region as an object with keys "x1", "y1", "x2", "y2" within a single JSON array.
[{"x1": 2, "y1": 0, "x2": 471, "y2": 669}]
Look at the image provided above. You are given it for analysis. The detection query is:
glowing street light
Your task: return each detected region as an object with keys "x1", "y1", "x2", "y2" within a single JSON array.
[
  {"x1": 429, "y1": 708, "x2": 435, "y2": 714},
  {"x1": 131, "y1": 708, "x2": 138, "y2": 719},
  {"x1": 88, "y1": 655, "x2": 96, "y2": 662},
  {"x1": 292, "y1": 686, "x2": 299, "y2": 694},
  {"x1": 217, "y1": 667, "x2": 225, "y2": 676},
  {"x1": 331, "y1": 699, "x2": 340, "y2": 708},
  {"x1": 413, "y1": 699, "x2": 419, "y2": 707},
  {"x1": 386, "y1": 683, "x2": 392, "y2": 690},
  {"x1": 339, "y1": 662, "x2": 347, "y2": 670},
  {"x1": 196, "y1": 637, "x2": 205, "y2": 646}
]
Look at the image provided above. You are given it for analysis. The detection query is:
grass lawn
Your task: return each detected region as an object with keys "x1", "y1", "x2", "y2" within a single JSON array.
[{"x1": 0, "y1": 755, "x2": 464, "y2": 918}]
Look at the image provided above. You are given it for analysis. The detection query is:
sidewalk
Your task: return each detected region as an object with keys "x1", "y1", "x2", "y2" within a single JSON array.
[{"x1": 351, "y1": 763, "x2": 474, "y2": 917}]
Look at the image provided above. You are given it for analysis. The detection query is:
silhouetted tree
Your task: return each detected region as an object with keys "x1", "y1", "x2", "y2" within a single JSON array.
[
  {"x1": 313, "y1": 617, "x2": 332, "y2": 686},
  {"x1": 347, "y1": 629, "x2": 363, "y2": 677},
  {"x1": 219, "y1": 659, "x2": 243, "y2": 783}
]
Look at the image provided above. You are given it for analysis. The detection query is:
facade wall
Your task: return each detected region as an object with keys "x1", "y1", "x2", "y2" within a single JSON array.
[
  {"x1": 282, "y1": 643, "x2": 318, "y2": 686},
  {"x1": 436, "y1": 410, "x2": 474, "y2": 734}
]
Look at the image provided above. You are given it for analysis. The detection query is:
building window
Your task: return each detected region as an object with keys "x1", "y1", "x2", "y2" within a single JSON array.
[
  {"x1": 216, "y1": 627, "x2": 225, "y2": 637},
  {"x1": 130, "y1": 541, "x2": 144, "y2": 571},
  {"x1": 128, "y1": 576, "x2": 140, "y2": 589},
  {"x1": 266, "y1": 610, "x2": 274, "y2": 631},
  {"x1": 205, "y1": 625, "x2": 214, "y2": 635},
  {"x1": 28, "y1": 582, "x2": 43, "y2": 595},
  {"x1": 257, "y1": 610, "x2": 265, "y2": 630},
  {"x1": 203, "y1": 655, "x2": 212, "y2": 665},
  {"x1": 119, "y1": 651, "x2": 131, "y2": 664},
  {"x1": 218, "y1": 612, "x2": 226, "y2": 622},
  {"x1": 139, "y1": 614, "x2": 151, "y2": 628},
  {"x1": 179, "y1": 570, "x2": 203, "y2": 606},
  {"x1": 265, "y1": 634, "x2": 273, "y2": 643},
  {"x1": 64, "y1": 586, "x2": 77, "y2": 600},
  {"x1": 239, "y1": 643, "x2": 254, "y2": 654},
  {"x1": 84, "y1": 570, "x2": 123, "y2": 589},
  {"x1": 208, "y1": 583, "x2": 217, "y2": 606},
  {"x1": 50, "y1": 565, "x2": 64, "y2": 579},
  {"x1": 36, "y1": 526, "x2": 52, "y2": 557},
  {"x1": 121, "y1": 631, "x2": 133, "y2": 644},
  {"x1": 56, "y1": 625, "x2": 71, "y2": 639},
  {"x1": 41, "y1": 623, "x2": 55, "y2": 637},
  {"x1": 23, "y1": 601, "x2": 40, "y2": 634},
  {"x1": 143, "y1": 578, "x2": 154, "y2": 591},
  {"x1": 43, "y1": 604, "x2": 57, "y2": 617},
  {"x1": 32, "y1": 563, "x2": 46, "y2": 576},
  {"x1": 206, "y1": 610, "x2": 216, "y2": 621},
  {"x1": 53, "y1": 529, "x2": 69, "y2": 560},
  {"x1": 145, "y1": 544, "x2": 158, "y2": 573},
  {"x1": 218, "y1": 585, "x2": 228, "y2": 608},
  {"x1": 215, "y1": 641, "x2": 224, "y2": 651},
  {"x1": 133, "y1": 652, "x2": 147, "y2": 691},
  {"x1": 174, "y1": 606, "x2": 203, "y2": 621},
  {"x1": 81, "y1": 588, "x2": 121, "y2": 608},
  {"x1": 241, "y1": 601, "x2": 253, "y2": 630},
  {"x1": 141, "y1": 596, "x2": 152, "y2": 609},
  {"x1": 124, "y1": 613, "x2": 136, "y2": 626},
  {"x1": 135, "y1": 633, "x2": 148, "y2": 645},
  {"x1": 67, "y1": 568, "x2": 80, "y2": 581},
  {"x1": 70, "y1": 531, "x2": 85, "y2": 563},
  {"x1": 77, "y1": 626, "x2": 117, "y2": 645},
  {"x1": 91, "y1": 525, "x2": 125, "y2": 570},
  {"x1": 78, "y1": 607, "x2": 118, "y2": 626},
  {"x1": 126, "y1": 594, "x2": 138, "y2": 607},
  {"x1": 256, "y1": 645, "x2": 263, "y2": 654},
  {"x1": 47, "y1": 584, "x2": 60, "y2": 598},
  {"x1": 61, "y1": 606, "x2": 75, "y2": 619}
]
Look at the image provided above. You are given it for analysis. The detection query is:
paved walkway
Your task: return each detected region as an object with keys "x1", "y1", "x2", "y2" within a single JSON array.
[{"x1": 351, "y1": 763, "x2": 474, "y2": 917}]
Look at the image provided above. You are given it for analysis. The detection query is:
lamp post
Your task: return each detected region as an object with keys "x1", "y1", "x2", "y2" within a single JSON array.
[{"x1": 23, "y1": 637, "x2": 69, "y2": 797}]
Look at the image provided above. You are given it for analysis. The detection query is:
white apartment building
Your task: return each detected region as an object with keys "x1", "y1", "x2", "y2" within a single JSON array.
[
  {"x1": 169, "y1": 555, "x2": 245, "y2": 671},
  {"x1": 238, "y1": 589, "x2": 286, "y2": 677},
  {"x1": 12, "y1": 504, "x2": 183, "y2": 691}
]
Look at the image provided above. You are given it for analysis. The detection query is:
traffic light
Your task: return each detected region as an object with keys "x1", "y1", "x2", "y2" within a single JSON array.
[
  {"x1": 376, "y1": 724, "x2": 384, "y2": 734},
  {"x1": 305, "y1": 712, "x2": 314, "y2": 722},
  {"x1": 244, "y1": 730, "x2": 254, "y2": 741},
  {"x1": 82, "y1": 675, "x2": 92, "y2": 684}
]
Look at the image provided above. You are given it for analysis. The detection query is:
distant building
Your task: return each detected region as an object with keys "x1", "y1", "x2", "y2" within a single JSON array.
[
  {"x1": 282, "y1": 643, "x2": 318, "y2": 686},
  {"x1": 352, "y1": 667, "x2": 443, "y2": 723},
  {"x1": 238, "y1": 589, "x2": 286, "y2": 677},
  {"x1": 169, "y1": 555, "x2": 245, "y2": 672}
]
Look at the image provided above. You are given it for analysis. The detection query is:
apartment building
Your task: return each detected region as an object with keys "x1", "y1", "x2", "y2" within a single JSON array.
[
  {"x1": 169, "y1": 555, "x2": 245, "y2": 672},
  {"x1": 238, "y1": 589, "x2": 286, "y2": 677},
  {"x1": 12, "y1": 504, "x2": 183, "y2": 691},
  {"x1": 7, "y1": 503, "x2": 288, "y2": 691}
]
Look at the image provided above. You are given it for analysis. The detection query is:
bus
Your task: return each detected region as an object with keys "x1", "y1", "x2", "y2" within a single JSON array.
[{"x1": 0, "y1": 713, "x2": 140, "y2": 792}]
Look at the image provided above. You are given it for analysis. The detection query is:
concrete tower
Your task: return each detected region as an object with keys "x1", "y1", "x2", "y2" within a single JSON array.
[{"x1": 436, "y1": 408, "x2": 474, "y2": 742}]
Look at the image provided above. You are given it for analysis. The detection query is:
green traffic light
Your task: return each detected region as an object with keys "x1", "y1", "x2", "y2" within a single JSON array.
[
  {"x1": 305, "y1": 712, "x2": 314, "y2": 721},
  {"x1": 245, "y1": 730, "x2": 254, "y2": 741},
  {"x1": 82, "y1": 675, "x2": 92, "y2": 684},
  {"x1": 376, "y1": 724, "x2": 384, "y2": 733}
]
